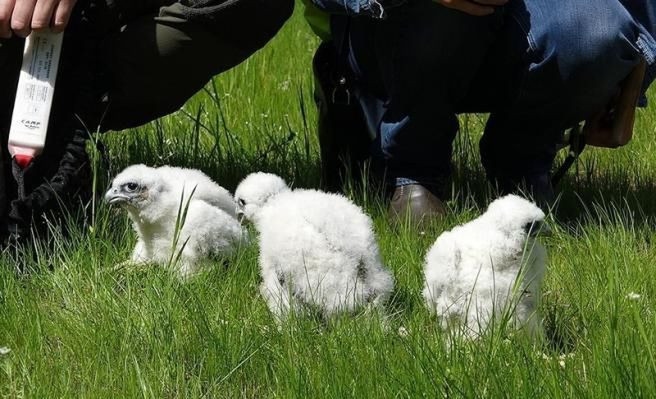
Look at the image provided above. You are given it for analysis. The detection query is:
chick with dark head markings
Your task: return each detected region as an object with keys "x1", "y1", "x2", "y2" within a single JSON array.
[{"x1": 106, "y1": 164, "x2": 246, "y2": 278}]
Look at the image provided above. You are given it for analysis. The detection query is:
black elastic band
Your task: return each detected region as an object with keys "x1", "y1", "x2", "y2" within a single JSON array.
[{"x1": 11, "y1": 159, "x2": 29, "y2": 201}]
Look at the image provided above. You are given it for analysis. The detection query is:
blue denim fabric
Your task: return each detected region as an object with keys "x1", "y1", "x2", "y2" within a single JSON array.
[
  {"x1": 309, "y1": 0, "x2": 406, "y2": 18},
  {"x1": 339, "y1": 0, "x2": 656, "y2": 188},
  {"x1": 621, "y1": 0, "x2": 656, "y2": 98}
]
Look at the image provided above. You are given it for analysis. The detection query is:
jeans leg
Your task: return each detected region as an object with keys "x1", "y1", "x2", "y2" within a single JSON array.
[
  {"x1": 477, "y1": 0, "x2": 644, "y2": 185},
  {"x1": 347, "y1": 1, "x2": 504, "y2": 191}
]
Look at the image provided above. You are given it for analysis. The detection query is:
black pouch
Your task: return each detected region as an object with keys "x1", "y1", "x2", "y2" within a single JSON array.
[{"x1": 312, "y1": 23, "x2": 373, "y2": 192}]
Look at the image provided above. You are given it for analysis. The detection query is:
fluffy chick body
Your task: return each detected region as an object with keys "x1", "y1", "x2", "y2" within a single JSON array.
[
  {"x1": 235, "y1": 173, "x2": 394, "y2": 319},
  {"x1": 423, "y1": 195, "x2": 547, "y2": 339},
  {"x1": 156, "y1": 166, "x2": 237, "y2": 218},
  {"x1": 107, "y1": 165, "x2": 245, "y2": 277}
]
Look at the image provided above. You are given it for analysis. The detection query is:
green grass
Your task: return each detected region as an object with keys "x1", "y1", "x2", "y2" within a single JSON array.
[{"x1": 2, "y1": 7, "x2": 656, "y2": 398}]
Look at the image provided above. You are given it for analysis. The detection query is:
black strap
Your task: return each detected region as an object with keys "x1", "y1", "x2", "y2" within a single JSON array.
[
  {"x1": 552, "y1": 125, "x2": 586, "y2": 186},
  {"x1": 330, "y1": 19, "x2": 353, "y2": 106},
  {"x1": 92, "y1": 135, "x2": 112, "y2": 179},
  {"x1": 0, "y1": 147, "x2": 5, "y2": 221},
  {"x1": 11, "y1": 159, "x2": 29, "y2": 201}
]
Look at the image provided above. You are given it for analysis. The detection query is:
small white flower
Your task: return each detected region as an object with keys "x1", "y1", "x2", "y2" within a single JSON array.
[
  {"x1": 278, "y1": 80, "x2": 291, "y2": 91},
  {"x1": 398, "y1": 326, "x2": 409, "y2": 337},
  {"x1": 627, "y1": 292, "x2": 641, "y2": 301},
  {"x1": 0, "y1": 347, "x2": 11, "y2": 356},
  {"x1": 539, "y1": 351, "x2": 574, "y2": 368}
]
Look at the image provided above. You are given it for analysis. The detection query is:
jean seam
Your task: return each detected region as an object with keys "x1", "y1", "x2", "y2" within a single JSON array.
[
  {"x1": 637, "y1": 35, "x2": 656, "y2": 65},
  {"x1": 509, "y1": 13, "x2": 537, "y2": 52}
]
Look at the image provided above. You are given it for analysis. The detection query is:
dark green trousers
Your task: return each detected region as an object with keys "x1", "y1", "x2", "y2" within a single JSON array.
[
  {"x1": 1, "y1": 0, "x2": 293, "y2": 132},
  {"x1": 100, "y1": 0, "x2": 294, "y2": 130}
]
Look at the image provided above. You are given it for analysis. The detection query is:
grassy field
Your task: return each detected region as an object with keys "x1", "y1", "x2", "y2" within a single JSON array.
[{"x1": 2, "y1": 6, "x2": 656, "y2": 398}]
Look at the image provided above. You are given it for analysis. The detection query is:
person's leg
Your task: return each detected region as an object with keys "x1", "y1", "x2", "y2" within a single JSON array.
[
  {"x1": 475, "y1": 0, "x2": 646, "y2": 202},
  {"x1": 345, "y1": 1, "x2": 505, "y2": 221},
  {"x1": 3, "y1": 0, "x2": 294, "y2": 135},
  {"x1": 99, "y1": 0, "x2": 294, "y2": 131},
  {"x1": 347, "y1": 1, "x2": 504, "y2": 195}
]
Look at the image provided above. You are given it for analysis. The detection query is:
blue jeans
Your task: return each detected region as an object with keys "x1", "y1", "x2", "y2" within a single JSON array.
[{"x1": 339, "y1": 0, "x2": 654, "y2": 190}]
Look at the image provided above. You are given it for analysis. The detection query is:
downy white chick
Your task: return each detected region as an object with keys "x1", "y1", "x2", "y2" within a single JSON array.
[
  {"x1": 105, "y1": 164, "x2": 245, "y2": 278},
  {"x1": 422, "y1": 194, "x2": 548, "y2": 339},
  {"x1": 234, "y1": 172, "x2": 394, "y2": 319}
]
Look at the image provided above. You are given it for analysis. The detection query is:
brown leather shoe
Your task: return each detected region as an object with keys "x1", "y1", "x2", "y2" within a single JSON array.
[{"x1": 388, "y1": 184, "x2": 447, "y2": 225}]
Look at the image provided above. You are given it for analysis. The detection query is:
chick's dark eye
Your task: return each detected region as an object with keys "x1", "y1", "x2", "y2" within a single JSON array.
[
  {"x1": 125, "y1": 182, "x2": 140, "y2": 192},
  {"x1": 238, "y1": 198, "x2": 246, "y2": 207}
]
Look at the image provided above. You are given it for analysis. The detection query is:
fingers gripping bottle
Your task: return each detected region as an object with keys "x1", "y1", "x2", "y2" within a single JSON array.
[{"x1": 8, "y1": 31, "x2": 64, "y2": 170}]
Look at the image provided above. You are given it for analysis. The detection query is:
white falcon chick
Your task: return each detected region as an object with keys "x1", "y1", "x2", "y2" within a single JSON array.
[
  {"x1": 234, "y1": 172, "x2": 394, "y2": 319},
  {"x1": 105, "y1": 164, "x2": 245, "y2": 278},
  {"x1": 422, "y1": 194, "x2": 549, "y2": 339}
]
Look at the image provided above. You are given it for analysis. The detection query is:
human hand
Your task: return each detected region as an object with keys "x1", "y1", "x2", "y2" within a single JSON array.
[
  {"x1": 0, "y1": 0, "x2": 77, "y2": 38},
  {"x1": 434, "y1": 0, "x2": 508, "y2": 16}
]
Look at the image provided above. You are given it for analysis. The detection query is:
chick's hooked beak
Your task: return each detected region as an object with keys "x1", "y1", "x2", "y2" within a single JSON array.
[
  {"x1": 236, "y1": 209, "x2": 246, "y2": 224},
  {"x1": 105, "y1": 187, "x2": 130, "y2": 206},
  {"x1": 236, "y1": 198, "x2": 248, "y2": 224}
]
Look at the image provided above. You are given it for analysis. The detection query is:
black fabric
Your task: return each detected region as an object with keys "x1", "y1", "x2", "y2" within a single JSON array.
[
  {"x1": 0, "y1": 0, "x2": 109, "y2": 241},
  {"x1": 172, "y1": 0, "x2": 294, "y2": 62},
  {"x1": 108, "y1": 0, "x2": 176, "y2": 24},
  {"x1": 62, "y1": 0, "x2": 115, "y2": 129},
  {"x1": 98, "y1": 0, "x2": 293, "y2": 130},
  {"x1": 6, "y1": 131, "x2": 91, "y2": 238},
  {"x1": 11, "y1": 160, "x2": 27, "y2": 200},
  {"x1": 0, "y1": 37, "x2": 23, "y2": 225},
  {"x1": 313, "y1": 41, "x2": 373, "y2": 192}
]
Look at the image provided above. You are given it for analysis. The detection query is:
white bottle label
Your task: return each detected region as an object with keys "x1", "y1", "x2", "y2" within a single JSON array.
[{"x1": 8, "y1": 32, "x2": 64, "y2": 156}]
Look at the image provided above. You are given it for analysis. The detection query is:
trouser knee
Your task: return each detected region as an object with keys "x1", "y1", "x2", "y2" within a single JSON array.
[
  {"x1": 101, "y1": 0, "x2": 294, "y2": 131},
  {"x1": 532, "y1": 2, "x2": 643, "y2": 118}
]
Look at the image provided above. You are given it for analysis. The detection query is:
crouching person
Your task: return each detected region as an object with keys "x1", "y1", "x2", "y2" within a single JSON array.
[
  {"x1": 309, "y1": 0, "x2": 656, "y2": 223},
  {"x1": 0, "y1": 0, "x2": 294, "y2": 241}
]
